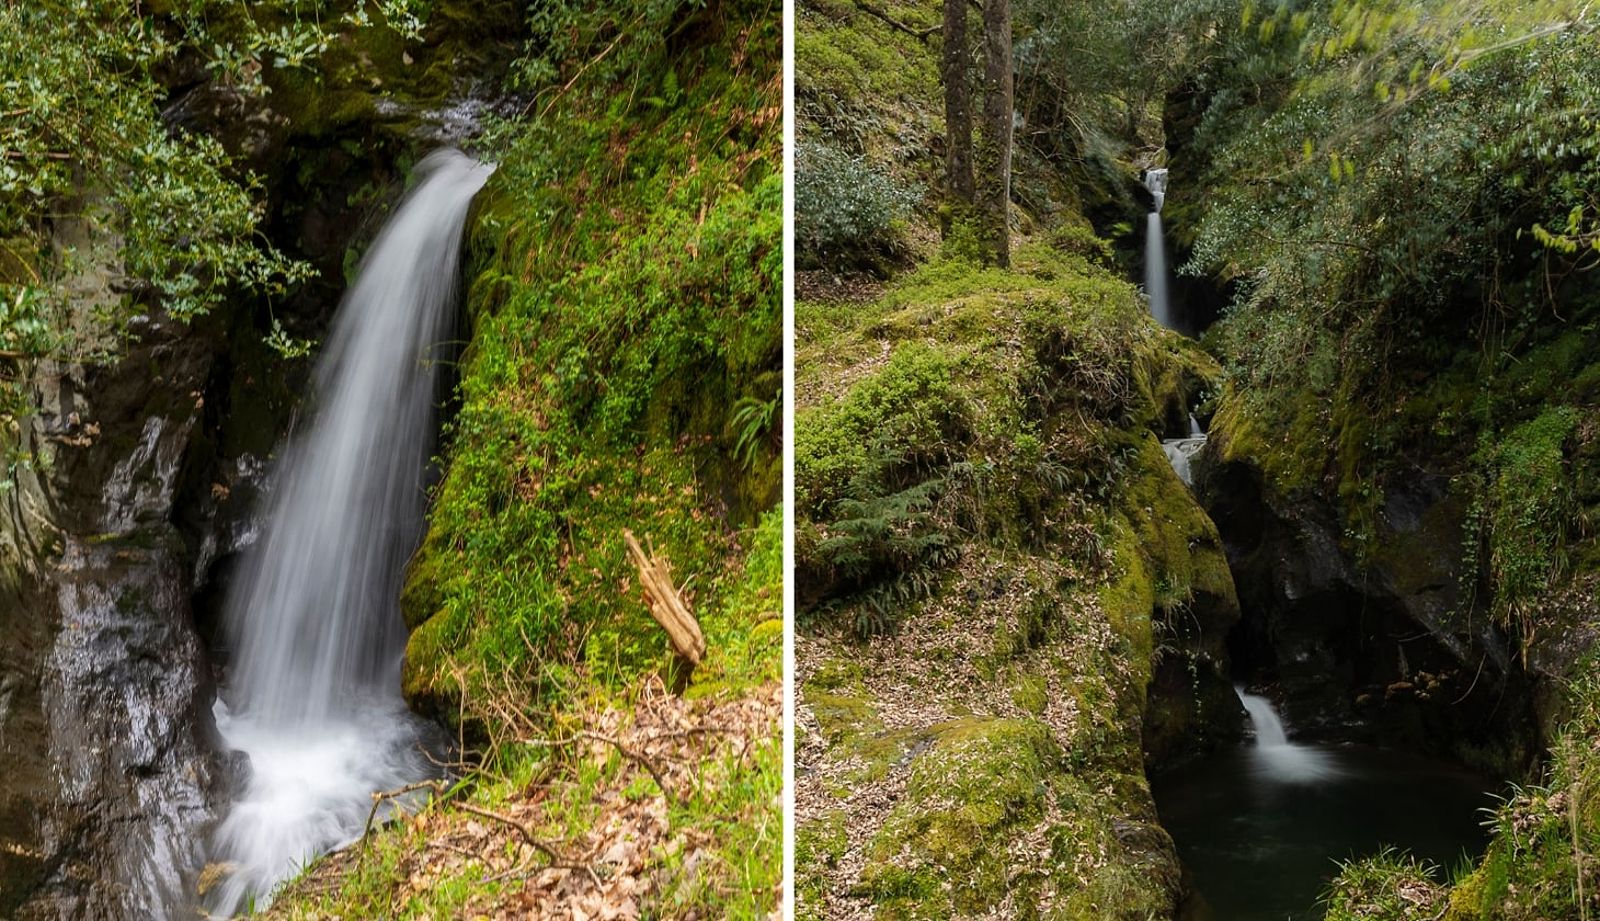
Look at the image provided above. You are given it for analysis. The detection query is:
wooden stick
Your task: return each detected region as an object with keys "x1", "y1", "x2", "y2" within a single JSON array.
[
  {"x1": 623, "y1": 529, "x2": 706, "y2": 664},
  {"x1": 453, "y1": 802, "x2": 601, "y2": 886}
]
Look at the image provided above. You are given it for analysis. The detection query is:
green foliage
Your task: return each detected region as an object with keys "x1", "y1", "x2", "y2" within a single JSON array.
[
  {"x1": 0, "y1": 2, "x2": 322, "y2": 335},
  {"x1": 796, "y1": 344, "x2": 969, "y2": 634},
  {"x1": 730, "y1": 391, "x2": 780, "y2": 472},
  {"x1": 794, "y1": 140, "x2": 918, "y2": 267},
  {"x1": 1187, "y1": 3, "x2": 1600, "y2": 421},
  {"x1": 264, "y1": 318, "x2": 318, "y2": 360},
  {"x1": 1150, "y1": 0, "x2": 1600, "y2": 622},
  {"x1": 795, "y1": 244, "x2": 1205, "y2": 637},
  {"x1": 1481, "y1": 407, "x2": 1580, "y2": 635},
  {"x1": 1323, "y1": 848, "x2": 1447, "y2": 921},
  {"x1": 794, "y1": 0, "x2": 940, "y2": 154},
  {"x1": 511, "y1": 0, "x2": 706, "y2": 92}
]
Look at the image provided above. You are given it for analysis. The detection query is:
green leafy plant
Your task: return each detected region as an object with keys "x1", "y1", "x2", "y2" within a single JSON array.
[
  {"x1": 795, "y1": 140, "x2": 918, "y2": 267},
  {"x1": 731, "y1": 392, "x2": 780, "y2": 471}
]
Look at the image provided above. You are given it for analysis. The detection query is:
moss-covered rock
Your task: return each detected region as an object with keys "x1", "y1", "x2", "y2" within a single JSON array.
[
  {"x1": 861, "y1": 718, "x2": 1059, "y2": 915},
  {"x1": 796, "y1": 234, "x2": 1222, "y2": 918}
]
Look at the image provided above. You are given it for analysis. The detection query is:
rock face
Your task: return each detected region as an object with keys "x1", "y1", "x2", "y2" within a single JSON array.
[
  {"x1": 0, "y1": 312, "x2": 224, "y2": 919},
  {"x1": 1195, "y1": 438, "x2": 1539, "y2": 773}
]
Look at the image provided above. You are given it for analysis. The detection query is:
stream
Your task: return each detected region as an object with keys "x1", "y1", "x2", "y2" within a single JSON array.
[{"x1": 1153, "y1": 688, "x2": 1498, "y2": 921}]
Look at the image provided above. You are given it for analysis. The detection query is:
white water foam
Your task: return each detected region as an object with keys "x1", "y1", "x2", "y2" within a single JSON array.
[{"x1": 1237, "y1": 686, "x2": 1341, "y2": 784}]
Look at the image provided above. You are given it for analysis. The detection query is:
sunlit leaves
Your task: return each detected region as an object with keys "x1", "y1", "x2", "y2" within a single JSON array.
[{"x1": 0, "y1": 0, "x2": 430, "y2": 364}]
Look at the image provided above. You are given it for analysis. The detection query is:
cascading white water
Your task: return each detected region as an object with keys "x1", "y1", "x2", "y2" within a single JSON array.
[
  {"x1": 1235, "y1": 686, "x2": 1338, "y2": 783},
  {"x1": 1162, "y1": 413, "x2": 1207, "y2": 487},
  {"x1": 207, "y1": 149, "x2": 493, "y2": 913},
  {"x1": 1143, "y1": 167, "x2": 1174, "y2": 329},
  {"x1": 1144, "y1": 166, "x2": 1168, "y2": 213}
]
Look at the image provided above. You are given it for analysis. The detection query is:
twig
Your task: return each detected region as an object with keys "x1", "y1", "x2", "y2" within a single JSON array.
[
  {"x1": 519, "y1": 729, "x2": 676, "y2": 804},
  {"x1": 360, "y1": 780, "x2": 446, "y2": 854},
  {"x1": 526, "y1": 15, "x2": 643, "y2": 120},
  {"x1": 453, "y1": 802, "x2": 601, "y2": 887}
]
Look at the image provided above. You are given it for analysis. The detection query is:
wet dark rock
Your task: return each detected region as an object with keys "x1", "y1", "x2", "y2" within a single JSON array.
[
  {"x1": 0, "y1": 313, "x2": 222, "y2": 920},
  {"x1": 1195, "y1": 450, "x2": 1540, "y2": 775}
]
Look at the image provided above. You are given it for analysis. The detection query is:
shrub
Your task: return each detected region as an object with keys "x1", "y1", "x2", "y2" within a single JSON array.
[{"x1": 794, "y1": 140, "x2": 916, "y2": 268}]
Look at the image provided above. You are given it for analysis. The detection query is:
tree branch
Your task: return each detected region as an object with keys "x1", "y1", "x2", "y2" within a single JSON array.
[{"x1": 453, "y1": 802, "x2": 601, "y2": 887}]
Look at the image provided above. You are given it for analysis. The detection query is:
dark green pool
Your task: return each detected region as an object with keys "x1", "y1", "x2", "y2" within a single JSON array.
[{"x1": 1152, "y1": 699, "x2": 1499, "y2": 920}]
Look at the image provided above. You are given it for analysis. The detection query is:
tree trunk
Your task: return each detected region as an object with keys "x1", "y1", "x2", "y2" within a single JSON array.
[
  {"x1": 942, "y1": 0, "x2": 974, "y2": 209},
  {"x1": 976, "y1": 0, "x2": 1013, "y2": 267}
]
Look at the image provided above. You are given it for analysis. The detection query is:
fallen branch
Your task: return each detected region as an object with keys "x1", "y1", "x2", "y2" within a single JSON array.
[
  {"x1": 453, "y1": 802, "x2": 601, "y2": 887},
  {"x1": 845, "y1": 0, "x2": 939, "y2": 40},
  {"x1": 800, "y1": 0, "x2": 939, "y2": 41},
  {"x1": 623, "y1": 529, "x2": 706, "y2": 665},
  {"x1": 520, "y1": 728, "x2": 677, "y2": 804},
  {"x1": 360, "y1": 779, "x2": 446, "y2": 855}
]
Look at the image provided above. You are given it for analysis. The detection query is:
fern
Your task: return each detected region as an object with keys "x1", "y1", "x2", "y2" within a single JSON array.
[{"x1": 731, "y1": 392, "x2": 780, "y2": 471}]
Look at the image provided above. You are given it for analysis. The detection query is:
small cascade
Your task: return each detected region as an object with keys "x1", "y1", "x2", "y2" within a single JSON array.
[
  {"x1": 206, "y1": 149, "x2": 493, "y2": 913},
  {"x1": 1143, "y1": 167, "x2": 1174, "y2": 329},
  {"x1": 1162, "y1": 413, "x2": 1207, "y2": 487},
  {"x1": 1144, "y1": 166, "x2": 1168, "y2": 213},
  {"x1": 1236, "y1": 686, "x2": 1338, "y2": 783}
]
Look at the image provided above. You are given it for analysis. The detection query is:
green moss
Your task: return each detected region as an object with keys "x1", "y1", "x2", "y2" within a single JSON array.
[
  {"x1": 1485, "y1": 406, "x2": 1580, "y2": 628},
  {"x1": 797, "y1": 810, "x2": 849, "y2": 921},
  {"x1": 1444, "y1": 867, "x2": 1487, "y2": 921},
  {"x1": 1012, "y1": 675, "x2": 1049, "y2": 715},
  {"x1": 861, "y1": 718, "x2": 1060, "y2": 916},
  {"x1": 807, "y1": 657, "x2": 868, "y2": 692},
  {"x1": 399, "y1": 6, "x2": 781, "y2": 721},
  {"x1": 807, "y1": 692, "x2": 883, "y2": 744}
]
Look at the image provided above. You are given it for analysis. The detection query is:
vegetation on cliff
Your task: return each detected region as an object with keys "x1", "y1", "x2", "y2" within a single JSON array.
[
  {"x1": 266, "y1": 2, "x2": 783, "y2": 917},
  {"x1": 795, "y1": 243, "x2": 1229, "y2": 919},
  {"x1": 794, "y1": 5, "x2": 1241, "y2": 915},
  {"x1": 1151, "y1": 0, "x2": 1600, "y2": 915}
]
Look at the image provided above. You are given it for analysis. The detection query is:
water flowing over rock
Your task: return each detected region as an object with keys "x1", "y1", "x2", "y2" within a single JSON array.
[
  {"x1": 1160, "y1": 414, "x2": 1207, "y2": 487},
  {"x1": 1144, "y1": 167, "x2": 1168, "y2": 213},
  {"x1": 1235, "y1": 686, "x2": 1338, "y2": 783},
  {"x1": 206, "y1": 149, "x2": 492, "y2": 914}
]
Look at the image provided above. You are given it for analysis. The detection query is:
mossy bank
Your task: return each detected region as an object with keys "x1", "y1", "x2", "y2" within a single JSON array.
[{"x1": 794, "y1": 239, "x2": 1240, "y2": 919}]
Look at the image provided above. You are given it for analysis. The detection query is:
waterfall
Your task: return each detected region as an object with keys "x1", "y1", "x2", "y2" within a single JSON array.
[
  {"x1": 1143, "y1": 168, "x2": 1174, "y2": 329},
  {"x1": 1161, "y1": 413, "x2": 1208, "y2": 485},
  {"x1": 1145, "y1": 166, "x2": 1168, "y2": 213},
  {"x1": 206, "y1": 149, "x2": 493, "y2": 913},
  {"x1": 1162, "y1": 414, "x2": 1208, "y2": 487},
  {"x1": 1235, "y1": 686, "x2": 1338, "y2": 783},
  {"x1": 1237, "y1": 689, "x2": 1289, "y2": 746}
]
